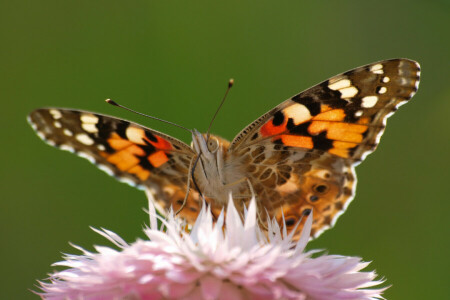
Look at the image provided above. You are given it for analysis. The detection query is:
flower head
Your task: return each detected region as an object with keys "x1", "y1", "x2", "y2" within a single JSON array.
[{"x1": 38, "y1": 194, "x2": 387, "y2": 300}]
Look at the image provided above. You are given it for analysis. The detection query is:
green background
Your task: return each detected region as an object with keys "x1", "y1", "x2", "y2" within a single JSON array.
[{"x1": 1, "y1": 1, "x2": 448, "y2": 299}]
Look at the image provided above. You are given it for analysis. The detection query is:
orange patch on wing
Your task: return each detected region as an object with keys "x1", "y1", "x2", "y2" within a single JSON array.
[
  {"x1": 329, "y1": 148, "x2": 349, "y2": 158},
  {"x1": 307, "y1": 120, "x2": 329, "y2": 134},
  {"x1": 280, "y1": 135, "x2": 313, "y2": 149},
  {"x1": 313, "y1": 109, "x2": 346, "y2": 121},
  {"x1": 126, "y1": 144, "x2": 145, "y2": 156},
  {"x1": 108, "y1": 133, "x2": 133, "y2": 150},
  {"x1": 101, "y1": 144, "x2": 145, "y2": 158},
  {"x1": 109, "y1": 132, "x2": 121, "y2": 139},
  {"x1": 329, "y1": 141, "x2": 358, "y2": 158},
  {"x1": 148, "y1": 150, "x2": 169, "y2": 168},
  {"x1": 333, "y1": 141, "x2": 358, "y2": 149},
  {"x1": 308, "y1": 121, "x2": 368, "y2": 143},
  {"x1": 328, "y1": 130, "x2": 363, "y2": 143},
  {"x1": 358, "y1": 117, "x2": 370, "y2": 125},
  {"x1": 320, "y1": 104, "x2": 333, "y2": 113},
  {"x1": 107, "y1": 150, "x2": 140, "y2": 171},
  {"x1": 309, "y1": 121, "x2": 368, "y2": 135},
  {"x1": 260, "y1": 119, "x2": 287, "y2": 137},
  {"x1": 128, "y1": 165, "x2": 151, "y2": 181},
  {"x1": 147, "y1": 136, "x2": 172, "y2": 150}
]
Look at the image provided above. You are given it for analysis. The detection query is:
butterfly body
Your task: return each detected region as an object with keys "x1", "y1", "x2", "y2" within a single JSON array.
[{"x1": 28, "y1": 59, "x2": 420, "y2": 239}]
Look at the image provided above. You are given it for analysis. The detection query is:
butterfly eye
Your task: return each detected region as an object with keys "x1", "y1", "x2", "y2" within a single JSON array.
[{"x1": 207, "y1": 137, "x2": 219, "y2": 152}]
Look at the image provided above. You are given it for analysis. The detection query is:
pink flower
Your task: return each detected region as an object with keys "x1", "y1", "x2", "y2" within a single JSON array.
[{"x1": 38, "y1": 193, "x2": 387, "y2": 300}]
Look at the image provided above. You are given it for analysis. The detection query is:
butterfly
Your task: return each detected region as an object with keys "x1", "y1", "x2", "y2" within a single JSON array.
[{"x1": 28, "y1": 58, "x2": 420, "y2": 239}]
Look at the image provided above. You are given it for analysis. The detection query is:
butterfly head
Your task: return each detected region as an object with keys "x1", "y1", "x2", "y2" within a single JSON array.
[{"x1": 191, "y1": 129, "x2": 230, "y2": 157}]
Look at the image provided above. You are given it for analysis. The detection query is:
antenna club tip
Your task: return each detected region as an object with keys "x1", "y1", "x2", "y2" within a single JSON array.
[
  {"x1": 228, "y1": 78, "x2": 234, "y2": 87},
  {"x1": 105, "y1": 99, "x2": 119, "y2": 106}
]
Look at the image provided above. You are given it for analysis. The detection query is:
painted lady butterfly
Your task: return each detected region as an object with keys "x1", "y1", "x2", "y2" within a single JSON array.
[{"x1": 28, "y1": 59, "x2": 420, "y2": 239}]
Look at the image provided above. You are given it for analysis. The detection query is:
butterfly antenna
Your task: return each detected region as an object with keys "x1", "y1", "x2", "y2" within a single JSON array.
[
  {"x1": 205, "y1": 79, "x2": 234, "y2": 140},
  {"x1": 106, "y1": 99, "x2": 192, "y2": 133}
]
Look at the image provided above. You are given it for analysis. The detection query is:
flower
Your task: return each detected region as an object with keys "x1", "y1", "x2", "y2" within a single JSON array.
[{"x1": 37, "y1": 193, "x2": 387, "y2": 300}]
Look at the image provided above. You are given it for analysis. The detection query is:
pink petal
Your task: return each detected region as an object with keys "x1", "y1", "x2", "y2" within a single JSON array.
[
  {"x1": 218, "y1": 282, "x2": 246, "y2": 300},
  {"x1": 200, "y1": 275, "x2": 223, "y2": 300}
]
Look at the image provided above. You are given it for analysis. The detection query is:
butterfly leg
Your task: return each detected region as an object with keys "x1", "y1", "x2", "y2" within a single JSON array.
[{"x1": 175, "y1": 156, "x2": 197, "y2": 216}]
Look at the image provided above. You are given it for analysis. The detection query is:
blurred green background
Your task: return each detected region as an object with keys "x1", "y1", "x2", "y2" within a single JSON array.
[{"x1": 1, "y1": 1, "x2": 448, "y2": 299}]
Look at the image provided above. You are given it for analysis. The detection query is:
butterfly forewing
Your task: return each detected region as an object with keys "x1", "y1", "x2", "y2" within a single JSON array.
[
  {"x1": 230, "y1": 59, "x2": 420, "y2": 161},
  {"x1": 28, "y1": 108, "x2": 202, "y2": 221}
]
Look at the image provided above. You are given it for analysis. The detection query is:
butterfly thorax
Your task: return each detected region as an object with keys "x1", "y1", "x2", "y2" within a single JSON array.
[{"x1": 191, "y1": 130, "x2": 246, "y2": 204}]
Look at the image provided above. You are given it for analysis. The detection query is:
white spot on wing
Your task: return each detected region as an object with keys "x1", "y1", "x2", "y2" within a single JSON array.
[
  {"x1": 63, "y1": 129, "x2": 73, "y2": 136},
  {"x1": 98, "y1": 164, "x2": 114, "y2": 176},
  {"x1": 97, "y1": 144, "x2": 106, "y2": 151},
  {"x1": 75, "y1": 133, "x2": 95, "y2": 145},
  {"x1": 78, "y1": 151, "x2": 96, "y2": 164},
  {"x1": 37, "y1": 131, "x2": 46, "y2": 140},
  {"x1": 60, "y1": 144, "x2": 75, "y2": 153},
  {"x1": 49, "y1": 109, "x2": 62, "y2": 119},
  {"x1": 126, "y1": 127, "x2": 146, "y2": 145},
  {"x1": 377, "y1": 87, "x2": 387, "y2": 94},
  {"x1": 339, "y1": 86, "x2": 358, "y2": 98},
  {"x1": 284, "y1": 103, "x2": 312, "y2": 125},
  {"x1": 383, "y1": 111, "x2": 395, "y2": 126},
  {"x1": 119, "y1": 177, "x2": 137, "y2": 187},
  {"x1": 355, "y1": 110, "x2": 363, "y2": 117},
  {"x1": 327, "y1": 75, "x2": 358, "y2": 99},
  {"x1": 82, "y1": 123, "x2": 99, "y2": 133},
  {"x1": 414, "y1": 76, "x2": 420, "y2": 90},
  {"x1": 370, "y1": 64, "x2": 384, "y2": 74},
  {"x1": 398, "y1": 60, "x2": 406, "y2": 75},
  {"x1": 54, "y1": 121, "x2": 62, "y2": 128},
  {"x1": 328, "y1": 78, "x2": 351, "y2": 90},
  {"x1": 382, "y1": 76, "x2": 390, "y2": 83},
  {"x1": 80, "y1": 114, "x2": 99, "y2": 124},
  {"x1": 361, "y1": 96, "x2": 378, "y2": 108},
  {"x1": 415, "y1": 67, "x2": 421, "y2": 90},
  {"x1": 27, "y1": 116, "x2": 37, "y2": 130},
  {"x1": 395, "y1": 99, "x2": 408, "y2": 109}
]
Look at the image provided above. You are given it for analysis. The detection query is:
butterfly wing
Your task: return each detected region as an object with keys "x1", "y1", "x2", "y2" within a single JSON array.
[
  {"x1": 28, "y1": 108, "x2": 201, "y2": 222},
  {"x1": 229, "y1": 59, "x2": 420, "y2": 238}
]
